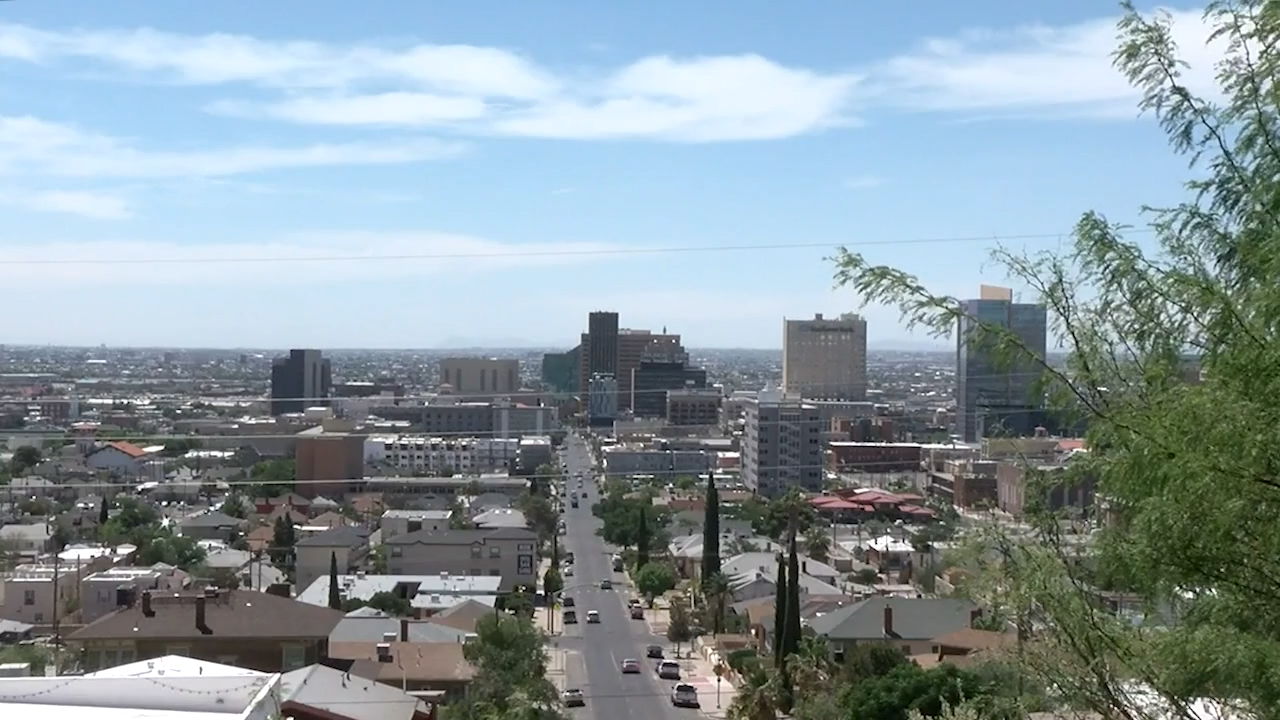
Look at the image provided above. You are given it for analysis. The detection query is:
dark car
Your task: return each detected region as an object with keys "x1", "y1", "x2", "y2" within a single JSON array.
[
  {"x1": 563, "y1": 610, "x2": 578, "y2": 624},
  {"x1": 646, "y1": 645, "x2": 664, "y2": 659},
  {"x1": 562, "y1": 596, "x2": 575, "y2": 608}
]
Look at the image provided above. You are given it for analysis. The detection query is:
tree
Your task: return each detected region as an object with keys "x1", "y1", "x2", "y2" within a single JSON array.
[
  {"x1": 782, "y1": 524, "x2": 802, "y2": 659},
  {"x1": 458, "y1": 613, "x2": 565, "y2": 720},
  {"x1": 635, "y1": 504, "x2": 651, "y2": 569},
  {"x1": 667, "y1": 599, "x2": 694, "y2": 658},
  {"x1": 220, "y1": 495, "x2": 247, "y2": 519},
  {"x1": 829, "y1": 5, "x2": 1280, "y2": 719},
  {"x1": 634, "y1": 562, "x2": 677, "y2": 603},
  {"x1": 542, "y1": 566, "x2": 563, "y2": 597},
  {"x1": 137, "y1": 533, "x2": 206, "y2": 571},
  {"x1": 270, "y1": 515, "x2": 296, "y2": 570},
  {"x1": 371, "y1": 544, "x2": 388, "y2": 574},
  {"x1": 772, "y1": 552, "x2": 788, "y2": 666},
  {"x1": 839, "y1": 664, "x2": 990, "y2": 720},
  {"x1": 515, "y1": 491, "x2": 559, "y2": 543},
  {"x1": 9, "y1": 446, "x2": 41, "y2": 475},
  {"x1": 327, "y1": 551, "x2": 341, "y2": 609},
  {"x1": 97, "y1": 500, "x2": 108, "y2": 527},
  {"x1": 803, "y1": 524, "x2": 831, "y2": 563},
  {"x1": 250, "y1": 459, "x2": 295, "y2": 493},
  {"x1": 701, "y1": 471, "x2": 721, "y2": 587}
]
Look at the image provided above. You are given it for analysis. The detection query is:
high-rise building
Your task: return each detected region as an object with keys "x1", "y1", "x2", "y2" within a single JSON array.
[
  {"x1": 270, "y1": 349, "x2": 331, "y2": 416},
  {"x1": 630, "y1": 345, "x2": 708, "y2": 418},
  {"x1": 577, "y1": 311, "x2": 681, "y2": 412},
  {"x1": 956, "y1": 285, "x2": 1049, "y2": 442},
  {"x1": 586, "y1": 311, "x2": 619, "y2": 377},
  {"x1": 438, "y1": 357, "x2": 520, "y2": 396},
  {"x1": 587, "y1": 374, "x2": 619, "y2": 427},
  {"x1": 540, "y1": 347, "x2": 580, "y2": 394},
  {"x1": 741, "y1": 385, "x2": 823, "y2": 498},
  {"x1": 782, "y1": 313, "x2": 868, "y2": 401}
]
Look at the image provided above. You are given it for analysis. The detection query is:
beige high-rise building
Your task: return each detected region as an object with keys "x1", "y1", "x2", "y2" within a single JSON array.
[
  {"x1": 439, "y1": 357, "x2": 520, "y2": 396},
  {"x1": 782, "y1": 313, "x2": 868, "y2": 401}
]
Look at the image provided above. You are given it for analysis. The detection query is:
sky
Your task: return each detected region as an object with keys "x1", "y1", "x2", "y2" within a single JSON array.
[{"x1": 0, "y1": 1, "x2": 1222, "y2": 349}]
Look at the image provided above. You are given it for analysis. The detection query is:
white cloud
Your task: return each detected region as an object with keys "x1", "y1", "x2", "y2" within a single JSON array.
[
  {"x1": 0, "y1": 232, "x2": 620, "y2": 288},
  {"x1": 0, "y1": 116, "x2": 463, "y2": 178},
  {"x1": 866, "y1": 9, "x2": 1223, "y2": 116},
  {"x1": 2, "y1": 190, "x2": 131, "y2": 219}
]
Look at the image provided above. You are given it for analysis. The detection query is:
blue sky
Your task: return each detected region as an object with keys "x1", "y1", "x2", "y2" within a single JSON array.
[{"x1": 0, "y1": 1, "x2": 1218, "y2": 349}]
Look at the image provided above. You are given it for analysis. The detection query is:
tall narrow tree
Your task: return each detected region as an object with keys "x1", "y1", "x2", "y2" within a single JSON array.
[
  {"x1": 771, "y1": 551, "x2": 788, "y2": 666},
  {"x1": 327, "y1": 551, "x2": 341, "y2": 610},
  {"x1": 700, "y1": 470, "x2": 721, "y2": 587},
  {"x1": 635, "y1": 505, "x2": 651, "y2": 570},
  {"x1": 782, "y1": 522, "x2": 803, "y2": 658}
]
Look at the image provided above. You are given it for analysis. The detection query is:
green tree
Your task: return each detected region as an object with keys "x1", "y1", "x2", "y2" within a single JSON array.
[
  {"x1": 270, "y1": 515, "x2": 296, "y2": 570},
  {"x1": 515, "y1": 491, "x2": 559, "y2": 543},
  {"x1": 667, "y1": 599, "x2": 694, "y2": 657},
  {"x1": 634, "y1": 562, "x2": 677, "y2": 603},
  {"x1": 220, "y1": 494, "x2": 247, "y2": 519},
  {"x1": 771, "y1": 552, "x2": 788, "y2": 665},
  {"x1": 9, "y1": 446, "x2": 41, "y2": 475},
  {"x1": 783, "y1": 526, "x2": 802, "y2": 659},
  {"x1": 701, "y1": 471, "x2": 721, "y2": 588},
  {"x1": 839, "y1": 664, "x2": 991, "y2": 720},
  {"x1": 828, "y1": 5, "x2": 1280, "y2": 718},
  {"x1": 542, "y1": 566, "x2": 563, "y2": 596},
  {"x1": 457, "y1": 613, "x2": 565, "y2": 720},
  {"x1": 327, "y1": 551, "x2": 341, "y2": 609},
  {"x1": 635, "y1": 504, "x2": 651, "y2": 569},
  {"x1": 371, "y1": 544, "x2": 388, "y2": 574},
  {"x1": 803, "y1": 524, "x2": 831, "y2": 563},
  {"x1": 137, "y1": 533, "x2": 206, "y2": 571},
  {"x1": 251, "y1": 459, "x2": 295, "y2": 492}
]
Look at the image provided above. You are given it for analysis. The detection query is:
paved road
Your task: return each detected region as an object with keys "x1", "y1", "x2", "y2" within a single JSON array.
[{"x1": 555, "y1": 433, "x2": 697, "y2": 720}]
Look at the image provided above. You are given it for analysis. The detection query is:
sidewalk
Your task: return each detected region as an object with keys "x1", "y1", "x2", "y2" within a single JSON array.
[
  {"x1": 545, "y1": 647, "x2": 569, "y2": 692},
  {"x1": 683, "y1": 639, "x2": 737, "y2": 719},
  {"x1": 643, "y1": 596, "x2": 671, "y2": 636}
]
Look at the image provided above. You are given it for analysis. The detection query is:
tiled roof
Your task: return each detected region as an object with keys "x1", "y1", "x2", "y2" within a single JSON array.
[
  {"x1": 67, "y1": 588, "x2": 344, "y2": 641},
  {"x1": 106, "y1": 441, "x2": 148, "y2": 459}
]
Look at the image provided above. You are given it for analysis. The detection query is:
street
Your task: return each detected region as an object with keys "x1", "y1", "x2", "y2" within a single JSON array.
[{"x1": 554, "y1": 433, "x2": 709, "y2": 720}]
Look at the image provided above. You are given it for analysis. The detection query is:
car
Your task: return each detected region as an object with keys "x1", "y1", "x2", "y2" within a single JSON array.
[
  {"x1": 562, "y1": 688, "x2": 586, "y2": 707},
  {"x1": 562, "y1": 596, "x2": 575, "y2": 608},
  {"x1": 671, "y1": 683, "x2": 700, "y2": 708},
  {"x1": 630, "y1": 606, "x2": 644, "y2": 620},
  {"x1": 620, "y1": 659, "x2": 641, "y2": 674},
  {"x1": 570, "y1": 499, "x2": 579, "y2": 508},
  {"x1": 600, "y1": 580, "x2": 612, "y2": 590},
  {"x1": 586, "y1": 610, "x2": 600, "y2": 624},
  {"x1": 656, "y1": 660, "x2": 681, "y2": 680},
  {"x1": 646, "y1": 645, "x2": 664, "y2": 659},
  {"x1": 562, "y1": 610, "x2": 578, "y2": 624},
  {"x1": 563, "y1": 565, "x2": 574, "y2": 577}
]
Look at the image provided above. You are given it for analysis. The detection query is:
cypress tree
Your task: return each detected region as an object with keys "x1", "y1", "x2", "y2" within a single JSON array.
[
  {"x1": 636, "y1": 506, "x2": 651, "y2": 570},
  {"x1": 701, "y1": 471, "x2": 721, "y2": 587},
  {"x1": 772, "y1": 551, "x2": 788, "y2": 665},
  {"x1": 327, "y1": 551, "x2": 341, "y2": 610},
  {"x1": 783, "y1": 524, "x2": 803, "y2": 657}
]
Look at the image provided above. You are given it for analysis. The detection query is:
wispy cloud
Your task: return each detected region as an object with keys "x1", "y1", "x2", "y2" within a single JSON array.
[
  {"x1": 843, "y1": 175, "x2": 884, "y2": 190},
  {"x1": 2, "y1": 189, "x2": 131, "y2": 219},
  {"x1": 0, "y1": 231, "x2": 622, "y2": 288},
  {"x1": 0, "y1": 116, "x2": 463, "y2": 178}
]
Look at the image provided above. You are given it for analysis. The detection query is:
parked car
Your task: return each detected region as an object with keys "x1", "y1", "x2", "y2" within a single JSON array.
[
  {"x1": 646, "y1": 645, "x2": 664, "y2": 659},
  {"x1": 563, "y1": 610, "x2": 578, "y2": 624},
  {"x1": 656, "y1": 660, "x2": 681, "y2": 680},
  {"x1": 563, "y1": 596, "x2": 575, "y2": 608},
  {"x1": 671, "y1": 683, "x2": 700, "y2": 708},
  {"x1": 586, "y1": 610, "x2": 600, "y2": 624},
  {"x1": 630, "y1": 606, "x2": 644, "y2": 620}
]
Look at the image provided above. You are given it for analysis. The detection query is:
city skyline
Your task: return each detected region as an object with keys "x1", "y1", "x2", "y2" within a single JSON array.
[{"x1": 0, "y1": 1, "x2": 1210, "y2": 347}]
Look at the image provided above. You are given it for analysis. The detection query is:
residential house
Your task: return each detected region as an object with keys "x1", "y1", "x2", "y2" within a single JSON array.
[
  {"x1": 203, "y1": 547, "x2": 286, "y2": 592},
  {"x1": 721, "y1": 552, "x2": 841, "y2": 587},
  {"x1": 0, "y1": 618, "x2": 33, "y2": 643},
  {"x1": 668, "y1": 532, "x2": 778, "y2": 580},
  {"x1": 178, "y1": 511, "x2": 244, "y2": 543},
  {"x1": 294, "y1": 526, "x2": 371, "y2": 593},
  {"x1": 381, "y1": 510, "x2": 453, "y2": 540},
  {"x1": 383, "y1": 527, "x2": 538, "y2": 593},
  {"x1": 282, "y1": 663, "x2": 436, "y2": 720},
  {"x1": 79, "y1": 564, "x2": 188, "y2": 625},
  {"x1": 912, "y1": 628, "x2": 1017, "y2": 668},
  {"x1": 0, "y1": 523, "x2": 54, "y2": 558},
  {"x1": 67, "y1": 587, "x2": 345, "y2": 672},
  {"x1": 735, "y1": 595, "x2": 857, "y2": 653},
  {"x1": 806, "y1": 596, "x2": 979, "y2": 659},
  {"x1": 328, "y1": 640, "x2": 474, "y2": 699},
  {"x1": 0, "y1": 654, "x2": 281, "y2": 720},
  {"x1": 298, "y1": 573, "x2": 502, "y2": 616},
  {"x1": 328, "y1": 607, "x2": 471, "y2": 644},
  {"x1": 471, "y1": 508, "x2": 527, "y2": 529},
  {"x1": 85, "y1": 441, "x2": 152, "y2": 477},
  {"x1": 0, "y1": 563, "x2": 81, "y2": 625}
]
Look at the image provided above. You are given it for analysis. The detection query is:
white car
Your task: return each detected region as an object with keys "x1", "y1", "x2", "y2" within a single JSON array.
[
  {"x1": 586, "y1": 610, "x2": 600, "y2": 624},
  {"x1": 563, "y1": 565, "x2": 574, "y2": 577}
]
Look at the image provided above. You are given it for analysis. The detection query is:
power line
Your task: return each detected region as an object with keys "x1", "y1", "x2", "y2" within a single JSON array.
[{"x1": 0, "y1": 230, "x2": 1127, "y2": 267}]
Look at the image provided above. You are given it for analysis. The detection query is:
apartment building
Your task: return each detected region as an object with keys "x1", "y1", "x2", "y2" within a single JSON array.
[
  {"x1": 601, "y1": 446, "x2": 717, "y2": 478},
  {"x1": 80, "y1": 565, "x2": 187, "y2": 625},
  {"x1": 742, "y1": 386, "x2": 823, "y2": 498},
  {"x1": 380, "y1": 510, "x2": 453, "y2": 541},
  {"x1": 294, "y1": 420, "x2": 366, "y2": 499},
  {"x1": 293, "y1": 526, "x2": 371, "y2": 593},
  {"x1": 383, "y1": 527, "x2": 539, "y2": 593},
  {"x1": 0, "y1": 564, "x2": 79, "y2": 625},
  {"x1": 783, "y1": 313, "x2": 868, "y2": 402},
  {"x1": 438, "y1": 357, "x2": 520, "y2": 396},
  {"x1": 418, "y1": 401, "x2": 559, "y2": 439},
  {"x1": 364, "y1": 435, "x2": 519, "y2": 473}
]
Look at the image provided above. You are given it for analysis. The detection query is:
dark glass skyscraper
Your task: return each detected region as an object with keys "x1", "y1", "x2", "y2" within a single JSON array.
[
  {"x1": 270, "y1": 349, "x2": 332, "y2": 416},
  {"x1": 956, "y1": 286, "x2": 1048, "y2": 441}
]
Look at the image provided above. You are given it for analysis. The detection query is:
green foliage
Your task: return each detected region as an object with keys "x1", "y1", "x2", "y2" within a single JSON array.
[
  {"x1": 772, "y1": 553, "x2": 787, "y2": 665},
  {"x1": 514, "y1": 491, "x2": 559, "y2": 543},
  {"x1": 667, "y1": 600, "x2": 694, "y2": 647},
  {"x1": 825, "y1": 5, "x2": 1280, "y2": 718},
  {"x1": 8, "y1": 446, "x2": 41, "y2": 475},
  {"x1": 136, "y1": 533, "x2": 206, "y2": 571},
  {"x1": 701, "y1": 471, "x2": 721, "y2": 586},
  {"x1": 250, "y1": 459, "x2": 295, "y2": 492},
  {"x1": 542, "y1": 566, "x2": 563, "y2": 596},
  {"x1": 735, "y1": 489, "x2": 815, "y2": 540},
  {"x1": 634, "y1": 562, "x2": 677, "y2": 600},
  {"x1": 782, "y1": 530, "x2": 802, "y2": 659},
  {"x1": 635, "y1": 504, "x2": 651, "y2": 568},
  {"x1": 328, "y1": 551, "x2": 341, "y2": 609},
  {"x1": 593, "y1": 492, "x2": 669, "y2": 549},
  {"x1": 220, "y1": 495, "x2": 247, "y2": 519},
  {"x1": 270, "y1": 515, "x2": 296, "y2": 569},
  {"x1": 838, "y1": 664, "x2": 990, "y2": 720},
  {"x1": 456, "y1": 613, "x2": 565, "y2": 720}
]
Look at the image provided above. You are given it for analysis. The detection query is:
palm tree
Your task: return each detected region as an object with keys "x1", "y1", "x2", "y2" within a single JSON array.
[
  {"x1": 727, "y1": 667, "x2": 780, "y2": 720},
  {"x1": 702, "y1": 572, "x2": 732, "y2": 635},
  {"x1": 803, "y1": 524, "x2": 832, "y2": 563}
]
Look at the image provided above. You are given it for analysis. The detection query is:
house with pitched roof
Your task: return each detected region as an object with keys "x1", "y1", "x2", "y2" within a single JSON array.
[
  {"x1": 67, "y1": 587, "x2": 344, "y2": 673},
  {"x1": 86, "y1": 441, "x2": 153, "y2": 477}
]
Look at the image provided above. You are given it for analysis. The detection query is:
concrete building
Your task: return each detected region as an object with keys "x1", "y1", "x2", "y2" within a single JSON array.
[
  {"x1": 365, "y1": 435, "x2": 518, "y2": 473},
  {"x1": 383, "y1": 527, "x2": 539, "y2": 593},
  {"x1": 584, "y1": 311, "x2": 620, "y2": 382},
  {"x1": 631, "y1": 344, "x2": 708, "y2": 418},
  {"x1": 741, "y1": 385, "x2": 823, "y2": 498},
  {"x1": 666, "y1": 389, "x2": 723, "y2": 429},
  {"x1": 416, "y1": 400, "x2": 558, "y2": 440},
  {"x1": 783, "y1": 313, "x2": 868, "y2": 401},
  {"x1": 438, "y1": 357, "x2": 520, "y2": 396},
  {"x1": 80, "y1": 565, "x2": 186, "y2": 625},
  {"x1": 956, "y1": 285, "x2": 1049, "y2": 442},
  {"x1": 380, "y1": 510, "x2": 454, "y2": 541},
  {"x1": 270, "y1": 349, "x2": 331, "y2": 416},
  {"x1": 587, "y1": 374, "x2": 619, "y2": 426},
  {"x1": 601, "y1": 446, "x2": 716, "y2": 477},
  {"x1": 578, "y1": 319, "x2": 683, "y2": 413},
  {"x1": 294, "y1": 420, "x2": 365, "y2": 499},
  {"x1": 293, "y1": 526, "x2": 371, "y2": 593}
]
